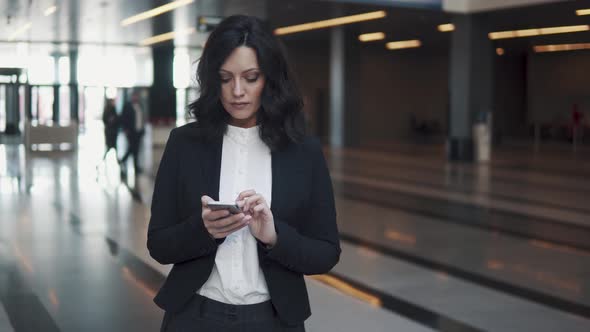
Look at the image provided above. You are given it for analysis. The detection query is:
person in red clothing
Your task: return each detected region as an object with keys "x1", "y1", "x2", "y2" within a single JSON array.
[
  {"x1": 572, "y1": 104, "x2": 584, "y2": 142},
  {"x1": 572, "y1": 104, "x2": 582, "y2": 127}
]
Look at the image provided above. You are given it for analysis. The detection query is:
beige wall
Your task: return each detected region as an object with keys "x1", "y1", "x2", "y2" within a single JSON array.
[
  {"x1": 283, "y1": 38, "x2": 590, "y2": 145},
  {"x1": 358, "y1": 48, "x2": 449, "y2": 144}
]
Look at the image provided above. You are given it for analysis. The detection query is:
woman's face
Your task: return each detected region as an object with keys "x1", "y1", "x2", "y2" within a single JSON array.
[{"x1": 219, "y1": 46, "x2": 265, "y2": 128}]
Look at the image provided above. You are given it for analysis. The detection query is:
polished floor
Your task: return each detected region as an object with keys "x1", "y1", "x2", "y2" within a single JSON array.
[{"x1": 1, "y1": 122, "x2": 589, "y2": 331}]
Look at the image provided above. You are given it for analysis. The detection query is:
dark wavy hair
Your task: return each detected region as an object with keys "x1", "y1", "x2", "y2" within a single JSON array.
[{"x1": 188, "y1": 15, "x2": 305, "y2": 151}]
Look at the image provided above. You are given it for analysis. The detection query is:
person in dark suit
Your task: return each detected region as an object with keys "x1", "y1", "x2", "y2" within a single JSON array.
[
  {"x1": 148, "y1": 15, "x2": 341, "y2": 332},
  {"x1": 101, "y1": 98, "x2": 118, "y2": 160},
  {"x1": 119, "y1": 90, "x2": 145, "y2": 174}
]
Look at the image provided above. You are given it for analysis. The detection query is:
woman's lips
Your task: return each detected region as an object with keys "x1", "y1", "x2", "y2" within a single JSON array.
[{"x1": 231, "y1": 102, "x2": 250, "y2": 110}]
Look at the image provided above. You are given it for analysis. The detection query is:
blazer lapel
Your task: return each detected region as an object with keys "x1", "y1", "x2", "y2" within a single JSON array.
[
  {"x1": 271, "y1": 147, "x2": 288, "y2": 216},
  {"x1": 201, "y1": 136, "x2": 223, "y2": 201}
]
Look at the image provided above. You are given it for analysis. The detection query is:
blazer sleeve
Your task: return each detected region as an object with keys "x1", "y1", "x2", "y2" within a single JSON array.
[
  {"x1": 147, "y1": 129, "x2": 218, "y2": 265},
  {"x1": 263, "y1": 138, "x2": 341, "y2": 275}
]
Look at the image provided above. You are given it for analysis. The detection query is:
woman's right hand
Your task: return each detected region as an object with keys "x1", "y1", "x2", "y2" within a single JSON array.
[{"x1": 201, "y1": 195, "x2": 251, "y2": 239}]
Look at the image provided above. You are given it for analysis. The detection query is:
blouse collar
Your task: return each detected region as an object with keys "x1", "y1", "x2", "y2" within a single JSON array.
[{"x1": 226, "y1": 124, "x2": 260, "y2": 145}]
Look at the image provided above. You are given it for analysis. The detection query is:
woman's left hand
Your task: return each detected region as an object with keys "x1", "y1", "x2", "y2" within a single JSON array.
[{"x1": 236, "y1": 190, "x2": 277, "y2": 247}]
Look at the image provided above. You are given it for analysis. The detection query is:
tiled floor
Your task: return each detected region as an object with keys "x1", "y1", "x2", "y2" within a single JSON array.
[{"x1": 1, "y1": 121, "x2": 589, "y2": 331}]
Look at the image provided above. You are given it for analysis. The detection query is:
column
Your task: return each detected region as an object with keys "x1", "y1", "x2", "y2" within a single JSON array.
[
  {"x1": 448, "y1": 13, "x2": 493, "y2": 161},
  {"x1": 52, "y1": 55, "x2": 60, "y2": 123},
  {"x1": 344, "y1": 25, "x2": 361, "y2": 147},
  {"x1": 329, "y1": 23, "x2": 361, "y2": 148},
  {"x1": 330, "y1": 25, "x2": 345, "y2": 148},
  {"x1": 69, "y1": 48, "x2": 79, "y2": 122},
  {"x1": 149, "y1": 0, "x2": 176, "y2": 122},
  {"x1": 150, "y1": 45, "x2": 176, "y2": 122},
  {"x1": 4, "y1": 71, "x2": 20, "y2": 135}
]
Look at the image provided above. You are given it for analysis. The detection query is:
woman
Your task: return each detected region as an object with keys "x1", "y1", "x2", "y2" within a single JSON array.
[{"x1": 148, "y1": 15, "x2": 340, "y2": 331}]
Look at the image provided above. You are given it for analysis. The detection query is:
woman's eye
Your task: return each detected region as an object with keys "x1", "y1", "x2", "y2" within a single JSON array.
[
  {"x1": 220, "y1": 77, "x2": 231, "y2": 83},
  {"x1": 245, "y1": 75, "x2": 259, "y2": 83}
]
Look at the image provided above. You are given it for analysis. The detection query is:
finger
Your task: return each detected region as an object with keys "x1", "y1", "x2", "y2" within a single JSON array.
[
  {"x1": 201, "y1": 195, "x2": 213, "y2": 207},
  {"x1": 243, "y1": 194, "x2": 259, "y2": 212},
  {"x1": 209, "y1": 221, "x2": 246, "y2": 239},
  {"x1": 244, "y1": 194, "x2": 266, "y2": 212},
  {"x1": 203, "y1": 209, "x2": 231, "y2": 222},
  {"x1": 208, "y1": 215, "x2": 249, "y2": 238},
  {"x1": 236, "y1": 199, "x2": 245, "y2": 209},
  {"x1": 204, "y1": 213, "x2": 242, "y2": 235},
  {"x1": 253, "y1": 203, "x2": 266, "y2": 213},
  {"x1": 209, "y1": 212, "x2": 246, "y2": 229},
  {"x1": 251, "y1": 203, "x2": 271, "y2": 219},
  {"x1": 236, "y1": 189, "x2": 256, "y2": 202},
  {"x1": 215, "y1": 215, "x2": 251, "y2": 234}
]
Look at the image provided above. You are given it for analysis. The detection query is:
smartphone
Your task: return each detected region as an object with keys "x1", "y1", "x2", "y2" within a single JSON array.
[{"x1": 208, "y1": 201, "x2": 241, "y2": 214}]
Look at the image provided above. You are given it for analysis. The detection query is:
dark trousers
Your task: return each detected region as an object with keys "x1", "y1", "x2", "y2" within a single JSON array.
[
  {"x1": 161, "y1": 294, "x2": 305, "y2": 332},
  {"x1": 103, "y1": 129, "x2": 118, "y2": 160},
  {"x1": 120, "y1": 130, "x2": 144, "y2": 172}
]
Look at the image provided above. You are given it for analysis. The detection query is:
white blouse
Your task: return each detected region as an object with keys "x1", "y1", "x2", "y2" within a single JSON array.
[{"x1": 198, "y1": 124, "x2": 272, "y2": 304}]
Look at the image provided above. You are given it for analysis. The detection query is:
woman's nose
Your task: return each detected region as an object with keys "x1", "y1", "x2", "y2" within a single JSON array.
[{"x1": 232, "y1": 79, "x2": 245, "y2": 97}]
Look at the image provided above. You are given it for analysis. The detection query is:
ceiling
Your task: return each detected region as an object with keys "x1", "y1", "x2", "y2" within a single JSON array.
[
  {"x1": 0, "y1": 0, "x2": 209, "y2": 47},
  {"x1": 0, "y1": 0, "x2": 589, "y2": 55}
]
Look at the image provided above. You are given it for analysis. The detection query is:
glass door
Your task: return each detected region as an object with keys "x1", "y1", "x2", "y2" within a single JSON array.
[
  {"x1": 0, "y1": 85, "x2": 6, "y2": 132},
  {"x1": 0, "y1": 68, "x2": 29, "y2": 135}
]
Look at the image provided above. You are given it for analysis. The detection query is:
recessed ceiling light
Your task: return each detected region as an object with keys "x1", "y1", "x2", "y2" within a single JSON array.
[
  {"x1": 489, "y1": 25, "x2": 590, "y2": 40},
  {"x1": 8, "y1": 22, "x2": 32, "y2": 41},
  {"x1": 140, "y1": 27, "x2": 196, "y2": 46},
  {"x1": 534, "y1": 42, "x2": 590, "y2": 53},
  {"x1": 44, "y1": 5, "x2": 58, "y2": 16},
  {"x1": 274, "y1": 11, "x2": 387, "y2": 35},
  {"x1": 358, "y1": 32, "x2": 385, "y2": 42},
  {"x1": 386, "y1": 39, "x2": 421, "y2": 50},
  {"x1": 438, "y1": 24, "x2": 454, "y2": 32},
  {"x1": 121, "y1": 0, "x2": 194, "y2": 27}
]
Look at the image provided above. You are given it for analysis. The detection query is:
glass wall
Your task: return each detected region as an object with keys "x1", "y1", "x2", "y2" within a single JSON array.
[
  {"x1": 27, "y1": 55, "x2": 55, "y2": 85},
  {"x1": 31, "y1": 86, "x2": 54, "y2": 124},
  {"x1": 78, "y1": 45, "x2": 153, "y2": 88},
  {"x1": 0, "y1": 43, "x2": 155, "y2": 127}
]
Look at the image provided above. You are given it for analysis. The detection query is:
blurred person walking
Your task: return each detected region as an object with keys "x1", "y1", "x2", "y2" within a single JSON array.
[
  {"x1": 119, "y1": 90, "x2": 145, "y2": 175},
  {"x1": 101, "y1": 98, "x2": 119, "y2": 161}
]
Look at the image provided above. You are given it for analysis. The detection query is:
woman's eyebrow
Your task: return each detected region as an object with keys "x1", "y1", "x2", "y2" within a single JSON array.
[{"x1": 219, "y1": 68, "x2": 260, "y2": 74}]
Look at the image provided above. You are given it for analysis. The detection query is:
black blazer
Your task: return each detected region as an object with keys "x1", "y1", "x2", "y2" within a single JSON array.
[
  {"x1": 147, "y1": 122, "x2": 341, "y2": 326},
  {"x1": 120, "y1": 102, "x2": 143, "y2": 135}
]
